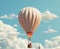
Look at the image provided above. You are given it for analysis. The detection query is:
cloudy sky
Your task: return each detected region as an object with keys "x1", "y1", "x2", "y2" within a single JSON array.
[{"x1": 0, "y1": 0, "x2": 60, "y2": 49}]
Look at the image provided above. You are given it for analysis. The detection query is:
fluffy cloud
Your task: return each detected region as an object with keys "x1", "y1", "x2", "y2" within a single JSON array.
[
  {"x1": 32, "y1": 43, "x2": 44, "y2": 49},
  {"x1": 45, "y1": 36, "x2": 60, "y2": 49},
  {"x1": 13, "y1": 24, "x2": 18, "y2": 28},
  {"x1": 0, "y1": 20, "x2": 27, "y2": 49},
  {"x1": 42, "y1": 11, "x2": 58, "y2": 20},
  {"x1": 0, "y1": 20, "x2": 60, "y2": 49},
  {"x1": 43, "y1": 28, "x2": 57, "y2": 33},
  {"x1": 0, "y1": 20, "x2": 43, "y2": 49},
  {"x1": 0, "y1": 11, "x2": 58, "y2": 21},
  {"x1": 0, "y1": 14, "x2": 18, "y2": 19}
]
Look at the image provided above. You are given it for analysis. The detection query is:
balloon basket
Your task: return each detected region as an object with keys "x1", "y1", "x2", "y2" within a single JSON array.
[
  {"x1": 28, "y1": 38, "x2": 32, "y2": 48},
  {"x1": 28, "y1": 42, "x2": 32, "y2": 48}
]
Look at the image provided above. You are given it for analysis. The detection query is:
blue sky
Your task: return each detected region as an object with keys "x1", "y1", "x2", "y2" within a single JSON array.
[{"x1": 0, "y1": 0, "x2": 60, "y2": 46}]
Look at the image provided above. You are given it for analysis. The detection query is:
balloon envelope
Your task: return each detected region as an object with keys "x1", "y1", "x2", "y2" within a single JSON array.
[{"x1": 18, "y1": 7, "x2": 41, "y2": 38}]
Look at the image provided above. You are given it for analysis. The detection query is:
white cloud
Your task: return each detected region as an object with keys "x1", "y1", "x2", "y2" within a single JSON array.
[
  {"x1": 0, "y1": 11, "x2": 58, "y2": 21},
  {"x1": 0, "y1": 20, "x2": 44, "y2": 49},
  {"x1": 45, "y1": 36, "x2": 60, "y2": 49},
  {"x1": 42, "y1": 11, "x2": 58, "y2": 20},
  {"x1": 43, "y1": 28, "x2": 57, "y2": 33},
  {"x1": 0, "y1": 20, "x2": 60, "y2": 49},
  {"x1": 0, "y1": 14, "x2": 18, "y2": 19},
  {"x1": 32, "y1": 43, "x2": 44, "y2": 49},
  {"x1": 13, "y1": 24, "x2": 18, "y2": 28}
]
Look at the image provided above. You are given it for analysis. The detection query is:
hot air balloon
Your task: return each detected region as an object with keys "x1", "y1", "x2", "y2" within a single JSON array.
[{"x1": 18, "y1": 7, "x2": 41, "y2": 48}]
